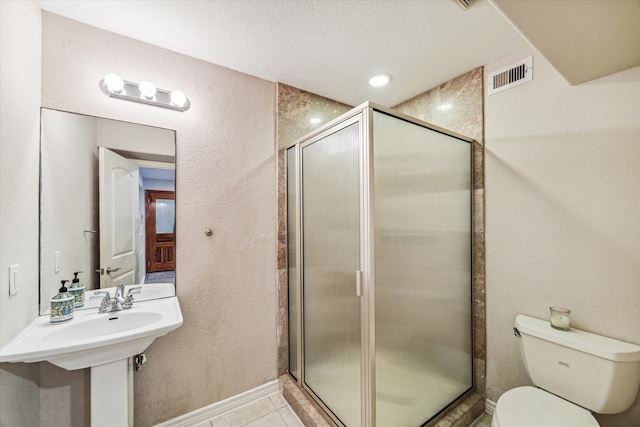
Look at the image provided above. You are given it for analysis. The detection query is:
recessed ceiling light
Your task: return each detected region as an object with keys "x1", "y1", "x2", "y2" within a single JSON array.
[
  {"x1": 310, "y1": 117, "x2": 322, "y2": 124},
  {"x1": 438, "y1": 104, "x2": 453, "y2": 111},
  {"x1": 369, "y1": 73, "x2": 392, "y2": 87}
]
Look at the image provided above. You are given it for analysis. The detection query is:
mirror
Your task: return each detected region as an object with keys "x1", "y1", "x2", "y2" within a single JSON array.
[{"x1": 39, "y1": 108, "x2": 176, "y2": 314}]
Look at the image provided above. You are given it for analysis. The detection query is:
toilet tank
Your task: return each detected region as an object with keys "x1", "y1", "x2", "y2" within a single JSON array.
[{"x1": 515, "y1": 314, "x2": 640, "y2": 414}]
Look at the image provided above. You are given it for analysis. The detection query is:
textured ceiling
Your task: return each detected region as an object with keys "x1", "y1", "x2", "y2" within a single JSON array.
[{"x1": 38, "y1": 0, "x2": 528, "y2": 107}]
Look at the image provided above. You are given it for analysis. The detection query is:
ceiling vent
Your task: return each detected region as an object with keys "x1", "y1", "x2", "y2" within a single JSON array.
[
  {"x1": 487, "y1": 56, "x2": 533, "y2": 96},
  {"x1": 454, "y1": 0, "x2": 484, "y2": 9}
]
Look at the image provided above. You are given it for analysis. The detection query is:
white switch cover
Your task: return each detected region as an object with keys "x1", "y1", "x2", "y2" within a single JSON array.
[
  {"x1": 9, "y1": 264, "x2": 19, "y2": 296},
  {"x1": 55, "y1": 250, "x2": 61, "y2": 273}
]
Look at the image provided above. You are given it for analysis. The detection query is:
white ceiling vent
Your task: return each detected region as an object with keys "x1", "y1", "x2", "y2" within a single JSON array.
[
  {"x1": 454, "y1": 0, "x2": 484, "y2": 9},
  {"x1": 487, "y1": 56, "x2": 533, "y2": 96}
]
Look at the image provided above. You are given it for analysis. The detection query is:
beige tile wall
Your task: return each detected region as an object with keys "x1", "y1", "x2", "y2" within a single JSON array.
[{"x1": 275, "y1": 84, "x2": 352, "y2": 377}]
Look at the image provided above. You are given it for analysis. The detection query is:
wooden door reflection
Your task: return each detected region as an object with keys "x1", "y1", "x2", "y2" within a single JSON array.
[{"x1": 145, "y1": 190, "x2": 175, "y2": 272}]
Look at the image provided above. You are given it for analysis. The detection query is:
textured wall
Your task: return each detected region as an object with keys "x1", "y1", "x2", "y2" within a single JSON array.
[
  {"x1": 485, "y1": 48, "x2": 640, "y2": 426},
  {"x1": 37, "y1": 12, "x2": 277, "y2": 426},
  {"x1": 0, "y1": 1, "x2": 42, "y2": 426}
]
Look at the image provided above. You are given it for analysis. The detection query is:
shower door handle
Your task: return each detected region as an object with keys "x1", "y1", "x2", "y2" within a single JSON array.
[{"x1": 356, "y1": 270, "x2": 362, "y2": 297}]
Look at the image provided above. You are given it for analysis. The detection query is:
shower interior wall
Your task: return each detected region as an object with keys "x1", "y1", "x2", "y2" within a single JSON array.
[{"x1": 276, "y1": 67, "x2": 485, "y2": 427}]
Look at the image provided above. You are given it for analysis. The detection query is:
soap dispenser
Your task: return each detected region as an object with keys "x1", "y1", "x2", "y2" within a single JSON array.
[
  {"x1": 69, "y1": 271, "x2": 85, "y2": 308},
  {"x1": 50, "y1": 280, "x2": 74, "y2": 323}
]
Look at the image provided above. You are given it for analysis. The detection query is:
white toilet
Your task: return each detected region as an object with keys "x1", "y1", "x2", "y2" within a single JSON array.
[{"x1": 492, "y1": 314, "x2": 640, "y2": 427}]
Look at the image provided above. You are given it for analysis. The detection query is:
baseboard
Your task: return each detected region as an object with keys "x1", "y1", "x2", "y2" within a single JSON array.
[
  {"x1": 153, "y1": 379, "x2": 279, "y2": 427},
  {"x1": 485, "y1": 398, "x2": 496, "y2": 415}
]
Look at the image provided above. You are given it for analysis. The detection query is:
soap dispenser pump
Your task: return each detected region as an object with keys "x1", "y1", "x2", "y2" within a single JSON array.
[
  {"x1": 50, "y1": 280, "x2": 74, "y2": 323},
  {"x1": 69, "y1": 271, "x2": 86, "y2": 308}
]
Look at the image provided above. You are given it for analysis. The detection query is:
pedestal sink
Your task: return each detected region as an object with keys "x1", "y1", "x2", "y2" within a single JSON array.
[{"x1": 0, "y1": 295, "x2": 183, "y2": 426}]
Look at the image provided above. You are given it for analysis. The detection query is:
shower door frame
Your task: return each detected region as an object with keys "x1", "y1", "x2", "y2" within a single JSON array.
[
  {"x1": 292, "y1": 111, "x2": 372, "y2": 427},
  {"x1": 286, "y1": 102, "x2": 475, "y2": 427}
]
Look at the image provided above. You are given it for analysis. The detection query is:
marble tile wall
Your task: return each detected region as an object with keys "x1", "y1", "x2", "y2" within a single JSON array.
[
  {"x1": 275, "y1": 83, "x2": 352, "y2": 376},
  {"x1": 276, "y1": 67, "x2": 486, "y2": 426}
]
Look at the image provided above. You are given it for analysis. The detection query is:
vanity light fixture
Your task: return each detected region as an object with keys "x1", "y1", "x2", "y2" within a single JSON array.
[
  {"x1": 170, "y1": 90, "x2": 187, "y2": 108},
  {"x1": 104, "y1": 73, "x2": 124, "y2": 93},
  {"x1": 99, "y1": 74, "x2": 190, "y2": 111},
  {"x1": 138, "y1": 80, "x2": 157, "y2": 100},
  {"x1": 369, "y1": 73, "x2": 392, "y2": 87}
]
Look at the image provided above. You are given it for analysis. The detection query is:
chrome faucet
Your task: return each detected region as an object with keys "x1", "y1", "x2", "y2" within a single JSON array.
[
  {"x1": 113, "y1": 284, "x2": 129, "y2": 311},
  {"x1": 91, "y1": 285, "x2": 141, "y2": 313}
]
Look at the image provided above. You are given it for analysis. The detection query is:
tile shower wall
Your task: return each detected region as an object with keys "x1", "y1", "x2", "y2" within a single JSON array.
[
  {"x1": 275, "y1": 83, "x2": 352, "y2": 376},
  {"x1": 276, "y1": 68, "x2": 486, "y2": 426}
]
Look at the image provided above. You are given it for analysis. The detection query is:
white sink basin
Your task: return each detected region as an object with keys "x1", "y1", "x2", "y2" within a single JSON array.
[
  {"x1": 0, "y1": 296, "x2": 182, "y2": 370},
  {"x1": 44, "y1": 311, "x2": 164, "y2": 342}
]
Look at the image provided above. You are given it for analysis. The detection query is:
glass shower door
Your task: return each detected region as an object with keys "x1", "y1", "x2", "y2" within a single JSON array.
[
  {"x1": 302, "y1": 122, "x2": 362, "y2": 427},
  {"x1": 372, "y1": 111, "x2": 473, "y2": 426}
]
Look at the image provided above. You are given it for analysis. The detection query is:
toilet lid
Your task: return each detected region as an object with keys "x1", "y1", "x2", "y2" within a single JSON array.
[{"x1": 494, "y1": 386, "x2": 599, "y2": 427}]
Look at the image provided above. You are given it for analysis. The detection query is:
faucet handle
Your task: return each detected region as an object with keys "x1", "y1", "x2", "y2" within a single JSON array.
[
  {"x1": 127, "y1": 286, "x2": 142, "y2": 296},
  {"x1": 90, "y1": 290, "x2": 110, "y2": 300},
  {"x1": 122, "y1": 286, "x2": 142, "y2": 306}
]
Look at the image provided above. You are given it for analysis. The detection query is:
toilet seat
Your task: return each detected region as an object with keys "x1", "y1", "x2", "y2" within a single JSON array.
[{"x1": 493, "y1": 386, "x2": 599, "y2": 427}]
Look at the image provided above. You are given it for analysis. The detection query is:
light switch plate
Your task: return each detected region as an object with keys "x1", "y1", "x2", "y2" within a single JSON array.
[
  {"x1": 9, "y1": 264, "x2": 19, "y2": 296},
  {"x1": 55, "y1": 250, "x2": 61, "y2": 273}
]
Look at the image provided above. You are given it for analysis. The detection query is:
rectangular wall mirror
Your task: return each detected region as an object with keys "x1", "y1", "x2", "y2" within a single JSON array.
[{"x1": 39, "y1": 108, "x2": 176, "y2": 314}]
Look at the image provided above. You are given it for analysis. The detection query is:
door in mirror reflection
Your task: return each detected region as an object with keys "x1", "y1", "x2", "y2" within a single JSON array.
[
  {"x1": 99, "y1": 147, "x2": 138, "y2": 288},
  {"x1": 39, "y1": 108, "x2": 176, "y2": 314},
  {"x1": 145, "y1": 190, "x2": 175, "y2": 273}
]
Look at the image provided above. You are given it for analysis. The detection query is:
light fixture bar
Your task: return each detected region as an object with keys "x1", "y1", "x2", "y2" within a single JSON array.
[{"x1": 99, "y1": 75, "x2": 190, "y2": 112}]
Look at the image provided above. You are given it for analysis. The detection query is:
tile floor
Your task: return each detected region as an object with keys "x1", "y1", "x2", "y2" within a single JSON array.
[
  {"x1": 194, "y1": 393, "x2": 304, "y2": 427},
  {"x1": 193, "y1": 393, "x2": 490, "y2": 427}
]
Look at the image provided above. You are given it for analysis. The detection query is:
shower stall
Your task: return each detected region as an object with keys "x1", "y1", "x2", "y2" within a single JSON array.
[{"x1": 286, "y1": 103, "x2": 473, "y2": 427}]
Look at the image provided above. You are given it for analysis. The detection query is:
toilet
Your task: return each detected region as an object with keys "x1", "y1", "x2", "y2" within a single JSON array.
[{"x1": 492, "y1": 314, "x2": 640, "y2": 427}]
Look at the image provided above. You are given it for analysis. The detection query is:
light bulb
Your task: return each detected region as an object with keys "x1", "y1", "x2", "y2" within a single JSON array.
[
  {"x1": 104, "y1": 73, "x2": 124, "y2": 93},
  {"x1": 309, "y1": 117, "x2": 322, "y2": 124},
  {"x1": 139, "y1": 81, "x2": 156, "y2": 99},
  {"x1": 369, "y1": 73, "x2": 392, "y2": 87},
  {"x1": 170, "y1": 90, "x2": 187, "y2": 107}
]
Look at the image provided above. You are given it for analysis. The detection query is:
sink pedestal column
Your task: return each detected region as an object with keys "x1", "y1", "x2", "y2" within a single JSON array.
[{"x1": 91, "y1": 358, "x2": 134, "y2": 427}]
